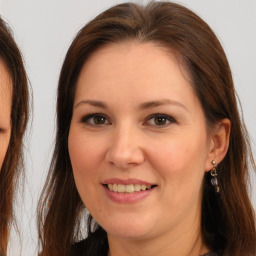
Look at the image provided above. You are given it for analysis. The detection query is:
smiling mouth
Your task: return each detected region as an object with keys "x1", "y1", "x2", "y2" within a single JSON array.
[{"x1": 105, "y1": 184, "x2": 157, "y2": 193}]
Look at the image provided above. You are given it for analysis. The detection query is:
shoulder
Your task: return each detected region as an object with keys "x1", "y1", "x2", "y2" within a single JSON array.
[{"x1": 71, "y1": 239, "x2": 87, "y2": 256}]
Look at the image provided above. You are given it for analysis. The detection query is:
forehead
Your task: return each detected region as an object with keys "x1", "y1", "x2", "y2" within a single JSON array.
[
  {"x1": 82, "y1": 41, "x2": 185, "y2": 76},
  {"x1": 0, "y1": 58, "x2": 12, "y2": 87},
  {"x1": 0, "y1": 58, "x2": 12, "y2": 111},
  {"x1": 75, "y1": 41, "x2": 195, "y2": 101}
]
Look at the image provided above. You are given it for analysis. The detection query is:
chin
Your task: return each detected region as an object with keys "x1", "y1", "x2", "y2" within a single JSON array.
[{"x1": 101, "y1": 218, "x2": 154, "y2": 240}]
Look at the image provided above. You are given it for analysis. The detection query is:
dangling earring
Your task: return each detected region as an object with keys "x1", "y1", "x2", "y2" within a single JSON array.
[{"x1": 210, "y1": 160, "x2": 220, "y2": 193}]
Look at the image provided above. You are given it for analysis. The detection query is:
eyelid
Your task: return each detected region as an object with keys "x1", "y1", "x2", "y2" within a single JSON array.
[
  {"x1": 80, "y1": 113, "x2": 111, "y2": 125},
  {"x1": 79, "y1": 112, "x2": 176, "y2": 127},
  {"x1": 0, "y1": 127, "x2": 7, "y2": 133},
  {"x1": 145, "y1": 113, "x2": 176, "y2": 126}
]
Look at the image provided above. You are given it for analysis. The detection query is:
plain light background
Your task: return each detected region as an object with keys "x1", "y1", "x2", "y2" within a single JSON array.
[{"x1": 0, "y1": 0, "x2": 255, "y2": 255}]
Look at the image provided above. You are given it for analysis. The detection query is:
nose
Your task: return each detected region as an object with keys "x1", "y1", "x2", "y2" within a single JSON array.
[{"x1": 105, "y1": 124, "x2": 145, "y2": 169}]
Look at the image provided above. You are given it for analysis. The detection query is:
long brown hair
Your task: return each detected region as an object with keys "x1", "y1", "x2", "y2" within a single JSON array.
[
  {"x1": 0, "y1": 17, "x2": 29, "y2": 255},
  {"x1": 38, "y1": 2, "x2": 256, "y2": 255}
]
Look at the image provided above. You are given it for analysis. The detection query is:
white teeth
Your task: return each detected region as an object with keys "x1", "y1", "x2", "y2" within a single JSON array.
[
  {"x1": 113, "y1": 184, "x2": 118, "y2": 192},
  {"x1": 141, "y1": 184, "x2": 146, "y2": 191},
  {"x1": 126, "y1": 184, "x2": 134, "y2": 193},
  {"x1": 134, "y1": 184, "x2": 141, "y2": 192},
  {"x1": 107, "y1": 184, "x2": 153, "y2": 193},
  {"x1": 118, "y1": 184, "x2": 125, "y2": 192}
]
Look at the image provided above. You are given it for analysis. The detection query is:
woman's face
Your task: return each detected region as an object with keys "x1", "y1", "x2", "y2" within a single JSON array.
[
  {"x1": 0, "y1": 59, "x2": 12, "y2": 170},
  {"x1": 68, "y1": 42, "x2": 213, "y2": 241}
]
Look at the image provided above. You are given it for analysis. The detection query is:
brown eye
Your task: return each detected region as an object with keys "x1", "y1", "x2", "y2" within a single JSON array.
[
  {"x1": 81, "y1": 114, "x2": 110, "y2": 126},
  {"x1": 147, "y1": 114, "x2": 176, "y2": 127},
  {"x1": 0, "y1": 128, "x2": 6, "y2": 133},
  {"x1": 154, "y1": 116, "x2": 167, "y2": 126},
  {"x1": 93, "y1": 116, "x2": 106, "y2": 125}
]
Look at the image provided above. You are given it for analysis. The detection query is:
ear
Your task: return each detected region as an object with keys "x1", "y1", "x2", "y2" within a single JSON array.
[{"x1": 205, "y1": 118, "x2": 231, "y2": 171}]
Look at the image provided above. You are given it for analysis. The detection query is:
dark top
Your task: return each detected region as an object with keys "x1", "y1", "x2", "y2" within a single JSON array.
[
  {"x1": 72, "y1": 240, "x2": 221, "y2": 255},
  {"x1": 71, "y1": 229, "x2": 222, "y2": 256},
  {"x1": 72, "y1": 244, "x2": 220, "y2": 256}
]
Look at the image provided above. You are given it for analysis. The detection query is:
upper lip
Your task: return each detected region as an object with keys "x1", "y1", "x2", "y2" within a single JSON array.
[{"x1": 102, "y1": 178, "x2": 155, "y2": 186}]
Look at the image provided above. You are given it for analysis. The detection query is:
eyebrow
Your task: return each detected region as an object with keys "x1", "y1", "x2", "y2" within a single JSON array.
[
  {"x1": 74, "y1": 99, "x2": 188, "y2": 111},
  {"x1": 74, "y1": 100, "x2": 108, "y2": 109},
  {"x1": 139, "y1": 99, "x2": 188, "y2": 111}
]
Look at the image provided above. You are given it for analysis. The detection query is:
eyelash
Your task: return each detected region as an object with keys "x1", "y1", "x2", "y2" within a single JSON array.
[
  {"x1": 146, "y1": 114, "x2": 176, "y2": 127},
  {"x1": 81, "y1": 113, "x2": 111, "y2": 126},
  {"x1": 80, "y1": 113, "x2": 176, "y2": 127}
]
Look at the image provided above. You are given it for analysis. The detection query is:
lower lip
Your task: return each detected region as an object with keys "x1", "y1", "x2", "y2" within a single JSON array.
[{"x1": 103, "y1": 185, "x2": 155, "y2": 204}]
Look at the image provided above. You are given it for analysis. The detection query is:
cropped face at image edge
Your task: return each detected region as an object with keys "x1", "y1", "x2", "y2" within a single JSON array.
[
  {"x1": 0, "y1": 59, "x2": 11, "y2": 170},
  {"x1": 68, "y1": 42, "x2": 226, "y2": 243}
]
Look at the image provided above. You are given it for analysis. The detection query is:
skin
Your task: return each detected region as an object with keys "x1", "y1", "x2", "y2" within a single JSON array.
[
  {"x1": 68, "y1": 42, "x2": 230, "y2": 256},
  {"x1": 0, "y1": 59, "x2": 12, "y2": 171}
]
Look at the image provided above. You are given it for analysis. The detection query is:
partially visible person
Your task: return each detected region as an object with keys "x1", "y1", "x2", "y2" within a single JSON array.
[
  {"x1": 0, "y1": 16, "x2": 29, "y2": 255},
  {"x1": 38, "y1": 2, "x2": 256, "y2": 256}
]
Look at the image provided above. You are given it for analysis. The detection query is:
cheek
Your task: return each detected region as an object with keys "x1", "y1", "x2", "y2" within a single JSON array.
[
  {"x1": 147, "y1": 132, "x2": 208, "y2": 189},
  {"x1": 69, "y1": 130, "x2": 103, "y2": 175},
  {"x1": 0, "y1": 132, "x2": 11, "y2": 170},
  {"x1": 68, "y1": 128, "x2": 107, "y2": 203},
  {"x1": 147, "y1": 134, "x2": 208, "y2": 220},
  {"x1": 68, "y1": 129, "x2": 110, "y2": 217}
]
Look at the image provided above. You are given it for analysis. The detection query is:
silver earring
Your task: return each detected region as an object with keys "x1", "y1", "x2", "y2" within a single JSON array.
[{"x1": 210, "y1": 160, "x2": 220, "y2": 193}]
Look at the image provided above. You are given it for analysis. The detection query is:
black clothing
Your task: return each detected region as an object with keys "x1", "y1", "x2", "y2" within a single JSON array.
[
  {"x1": 72, "y1": 233, "x2": 222, "y2": 256},
  {"x1": 71, "y1": 228, "x2": 108, "y2": 256},
  {"x1": 72, "y1": 240, "x2": 221, "y2": 255}
]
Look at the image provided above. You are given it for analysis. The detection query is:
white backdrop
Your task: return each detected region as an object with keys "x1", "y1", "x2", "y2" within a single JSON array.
[{"x1": 0, "y1": 0, "x2": 255, "y2": 255}]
